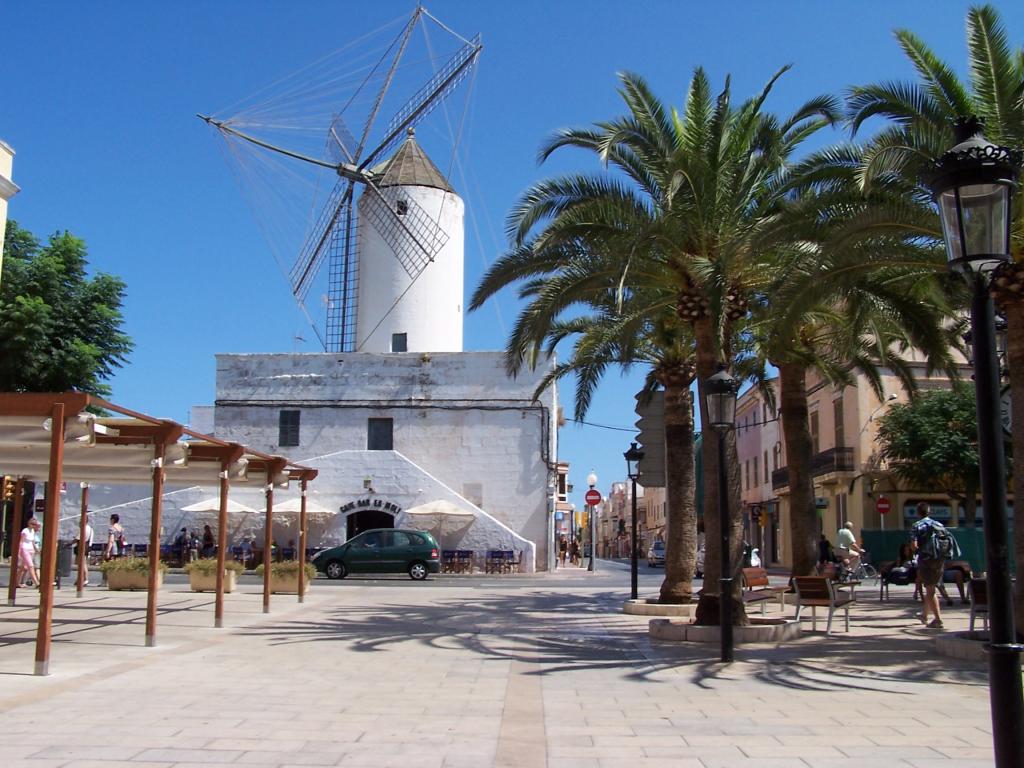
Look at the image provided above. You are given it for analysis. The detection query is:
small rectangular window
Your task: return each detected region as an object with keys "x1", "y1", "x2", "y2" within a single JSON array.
[
  {"x1": 753, "y1": 456, "x2": 759, "y2": 488},
  {"x1": 391, "y1": 333, "x2": 408, "y2": 352},
  {"x1": 809, "y1": 412, "x2": 820, "y2": 455},
  {"x1": 278, "y1": 410, "x2": 300, "y2": 447},
  {"x1": 763, "y1": 450, "x2": 769, "y2": 484},
  {"x1": 367, "y1": 418, "x2": 394, "y2": 450}
]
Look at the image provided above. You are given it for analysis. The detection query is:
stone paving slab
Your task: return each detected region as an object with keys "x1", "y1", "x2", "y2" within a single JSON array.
[{"x1": 0, "y1": 565, "x2": 1007, "y2": 767}]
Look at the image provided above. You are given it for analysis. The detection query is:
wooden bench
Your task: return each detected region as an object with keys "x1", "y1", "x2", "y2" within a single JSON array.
[
  {"x1": 969, "y1": 577, "x2": 989, "y2": 633},
  {"x1": 741, "y1": 567, "x2": 787, "y2": 614},
  {"x1": 794, "y1": 576, "x2": 855, "y2": 635}
]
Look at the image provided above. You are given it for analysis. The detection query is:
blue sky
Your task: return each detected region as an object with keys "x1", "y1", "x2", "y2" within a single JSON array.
[{"x1": 4, "y1": 1, "x2": 1021, "y2": 504}]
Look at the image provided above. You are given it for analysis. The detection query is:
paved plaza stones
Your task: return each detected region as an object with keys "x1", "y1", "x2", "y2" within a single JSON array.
[{"x1": 0, "y1": 562, "x2": 1002, "y2": 767}]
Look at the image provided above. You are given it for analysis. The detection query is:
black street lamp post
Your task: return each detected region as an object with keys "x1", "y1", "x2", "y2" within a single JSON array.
[
  {"x1": 705, "y1": 366, "x2": 740, "y2": 664},
  {"x1": 925, "y1": 117, "x2": 1023, "y2": 768},
  {"x1": 624, "y1": 442, "x2": 644, "y2": 601}
]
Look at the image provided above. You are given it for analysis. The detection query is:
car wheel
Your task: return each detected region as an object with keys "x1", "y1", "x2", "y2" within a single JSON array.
[
  {"x1": 408, "y1": 561, "x2": 429, "y2": 581},
  {"x1": 325, "y1": 560, "x2": 347, "y2": 580}
]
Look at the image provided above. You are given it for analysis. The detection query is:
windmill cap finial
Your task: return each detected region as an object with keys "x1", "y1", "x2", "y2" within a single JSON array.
[{"x1": 407, "y1": 127, "x2": 415, "y2": 137}]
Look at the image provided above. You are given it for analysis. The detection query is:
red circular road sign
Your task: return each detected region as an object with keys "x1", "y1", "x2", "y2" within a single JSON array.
[
  {"x1": 876, "y1": 496, "x2": 892, "y2": 515},
  {"x1": 585, "y1": 489, "x2": 602, "y2": 506}
]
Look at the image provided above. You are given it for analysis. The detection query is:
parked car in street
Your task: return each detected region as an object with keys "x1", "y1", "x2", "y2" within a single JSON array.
[
  {"x1": 312, "y1": 528, "x2": 441, "y2": 580},
  {"x1": 647, "y1": 540, "x2": 665, "y2": 567}
]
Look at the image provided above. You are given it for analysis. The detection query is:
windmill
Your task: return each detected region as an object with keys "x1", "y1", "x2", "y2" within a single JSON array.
[{"x1": 200, "y1": 6, "x2": 481, "y2": 353}]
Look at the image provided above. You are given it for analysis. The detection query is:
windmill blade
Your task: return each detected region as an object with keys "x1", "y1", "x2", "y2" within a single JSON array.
[
  {"x1": 360, "y1": 178, "x2": 449, "y2": 280},
  {"x1": 326, "y1": 203, "x2": 359, "y2": 352},
  {"x1": 290, "y1": 179, "x2": 353, "y2": 300},
  {"x1": 327, "y1": 114, "x2": 357, "y2": 165},
  {"x1": 359, "y1": 35, "x2": 482, "y2": 171}
]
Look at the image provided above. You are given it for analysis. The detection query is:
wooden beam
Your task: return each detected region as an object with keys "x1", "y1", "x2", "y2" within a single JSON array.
[
  {"x1": 34, "y1": 402, "x2": 64, "y2": 676},
  {"x1": 214, "y1": 463, "x2": 229, "y2": 628},
  {"x1": 76, "y1": 483, "x2": 89, "y2": 597},
  {"x1": 144, "y1": 443, "x2": 165, "y2": 647},
  {"x1": 298, "y1": 479, "x2": 308, "y2": 604},
  {"x1": 0, "y1": 392, "x2": 89, "y2": 418}
]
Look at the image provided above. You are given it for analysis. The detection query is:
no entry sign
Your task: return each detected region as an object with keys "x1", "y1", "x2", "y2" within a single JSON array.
[
  {"x1": 585, "y1": 489, "x2": 602, "y2": 506},
  {"x1": 876, "y1": 496, "x2": 892, "y2": 515}
]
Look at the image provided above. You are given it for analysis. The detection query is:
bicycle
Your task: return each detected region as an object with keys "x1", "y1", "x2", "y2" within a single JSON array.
[{"x1": 840, "y1": 554, "x2": 878, "y2": 584}]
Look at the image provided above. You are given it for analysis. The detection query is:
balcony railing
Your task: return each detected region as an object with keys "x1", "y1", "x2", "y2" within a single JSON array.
[{"x1": 771, "y1": 447, "x2": 855, "y2": 490}]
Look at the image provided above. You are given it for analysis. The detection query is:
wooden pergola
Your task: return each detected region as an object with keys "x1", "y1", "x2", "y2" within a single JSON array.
[{"x1": 0, "y1": 392, "x2": 317, "y2": 675}]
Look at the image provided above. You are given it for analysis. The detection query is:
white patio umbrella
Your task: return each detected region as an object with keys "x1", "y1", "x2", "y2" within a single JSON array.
[
  {"x1": 404, "y1": 500, "x2": 475, "y2": 549},
  {"x1": 181, "y1": 498, "x2": 259, "y2": 514},
  {"x1": 273, "y1": 497, "x2": 335, "y2": 515}
]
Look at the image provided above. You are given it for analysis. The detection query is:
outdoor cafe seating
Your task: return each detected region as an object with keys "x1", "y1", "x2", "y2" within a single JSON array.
[
  {"x1": 485, "y1": 549, "x2": 520, "y2": 574},
  {"x1": 442, "y1": 549, "x2": 473, "y2": 573}
]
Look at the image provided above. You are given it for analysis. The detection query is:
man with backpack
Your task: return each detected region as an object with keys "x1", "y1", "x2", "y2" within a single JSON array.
[{"x1": 911, "y1": 501, "x2": 958, "y2": 629}]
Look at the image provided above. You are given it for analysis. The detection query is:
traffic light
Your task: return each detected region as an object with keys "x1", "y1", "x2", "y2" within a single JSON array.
[
  {"x1": 2, "y1": 476, "x2": 14, "y2": 502},
  {"x1": 634, "y1": 390, "x2": 666, "y2": 487}
]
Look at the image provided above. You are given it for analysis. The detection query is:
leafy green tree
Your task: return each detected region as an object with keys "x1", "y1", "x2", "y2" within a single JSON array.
[
  {"x1": 0, "y1": 221, "x2": 132, "y2": 396},
  {"x1": 846, "y1": 2, "x2": 1024, "y2": 634},
  {"x1": 876, "y1": 385, "x2": 982, "y2": 524}
]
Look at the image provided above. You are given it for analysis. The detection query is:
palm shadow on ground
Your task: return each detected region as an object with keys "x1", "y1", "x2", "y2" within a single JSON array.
[{"x1": 236, "y1": 586, "x2": 988, "y2": 695}]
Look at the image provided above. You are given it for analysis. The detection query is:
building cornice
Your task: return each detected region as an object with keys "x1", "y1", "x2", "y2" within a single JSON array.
[{"x1": 0, "y1": 174, "x2": 19, "y2": 202}]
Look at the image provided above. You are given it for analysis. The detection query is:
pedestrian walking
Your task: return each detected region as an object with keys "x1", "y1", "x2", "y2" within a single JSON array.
[
  {"x1": 558, "y1": 535, "x2": 568, "y2": 567},
  {"x1": 105, "y1": 514, "x2": 126, "y2": 560},
  {"x1": 76, "y1": 515, "x2": 94, "y2": 587},
  {"x1": 911, "y1": 501, "x2": 958, "y2": 629},
  {"x1": 17, "y1": 517, "x2": 41, "y2": 588},
  {"x1": 570, "y1": 539, "x2": 581, "y2": 566}
]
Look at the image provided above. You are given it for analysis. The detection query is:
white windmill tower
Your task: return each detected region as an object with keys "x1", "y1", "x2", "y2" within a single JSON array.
[
  {"x1": 357, "y1": 127, "x2": 464, "y2": 353},
  {"x1": 201, "y1": 7, "x2": 480, "y2": 354}
]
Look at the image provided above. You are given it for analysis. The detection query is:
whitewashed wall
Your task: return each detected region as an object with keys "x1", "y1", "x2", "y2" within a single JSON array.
[{"x1": 214, "y1": 351, "x2": 556, "y2": 568}]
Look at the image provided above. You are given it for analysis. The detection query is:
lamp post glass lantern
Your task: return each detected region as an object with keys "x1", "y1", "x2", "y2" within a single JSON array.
[
  {"x1": 704, "y1": 366, "x2": 740, "y2": 663},
  {"x1": 586, "y1": 471, "x2": 598, "y2": 572},
  {"x1": 926, "y1": 116, "x2": 1023, "y2": 768},
  {"x1": 624, "y1": 442, "x2": 644, "y2": 601}
]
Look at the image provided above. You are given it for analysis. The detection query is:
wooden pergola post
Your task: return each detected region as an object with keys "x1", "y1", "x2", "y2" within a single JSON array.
[
  {"x1": 263, "y1": 481, "x2": 274, "y2": 614},
  {"x1": 34, "y1": 403, "x2": 65, "y2": 676},
  {"x1": 144, "y1": 442, "x2": 166, "y2": 647},
  {"x1": 76, "y1": 482, "x2": 89, "y2": 597},
  {"x1": 298, "y1": 478, "x2": 307, "y2": 604},
  {"x1": 214, "y1": 461, "x2": 229, "y2": 628},
  {"x1": 6, "y1": 477, "x2": 24, "y2": 607}
]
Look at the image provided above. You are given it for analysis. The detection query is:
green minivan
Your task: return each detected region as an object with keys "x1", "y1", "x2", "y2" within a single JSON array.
[{"x1": 312, "y1": 528, "x2": 441, "y2": 580}]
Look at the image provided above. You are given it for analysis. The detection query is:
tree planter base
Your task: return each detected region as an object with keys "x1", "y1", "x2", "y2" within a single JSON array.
[
  {"x1": 649, "y1": 616, "x2": 800, "y2": 644},
  {"x1": 936, "y1": 631, "x2": 990, "y2": 663},
  {"x1": 624, "y1": 599, "x2": 697, "y2": 617},
  {"x1": 269, "y1": 574, "x2": 309, "y2": 595},
  {"x1": 189, "y1": 570, "x2": 238, "y2": 593},
  {"x1": 106, "y1": 571, "x2": 163, "y2": 591}
]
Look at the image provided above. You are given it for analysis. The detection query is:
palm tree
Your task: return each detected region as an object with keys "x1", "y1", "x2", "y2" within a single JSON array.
[
  {"x1": 475, "y1": 68, "x2": 838, "y2": 624},
  {"x1": 846, "y1": 3, "x2": 1024, "y2": 635},
  {"x1": 540, "y1": 306, "x2": 700, "y2": 604},
  {"x1": 737, "y1": 143, "x2": 962, "y2": 577}
]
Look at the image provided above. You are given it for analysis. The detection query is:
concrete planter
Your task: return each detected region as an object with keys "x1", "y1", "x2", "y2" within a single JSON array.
[
  {"x1": 649, "y1": 616, "x2": 800, "y2": 644},
  {"x1": 107, "y1": 570, "x2": 164, "y2": 591},
  {"x1": 269, "y1": 573, "x2": 309, "y2": 595},
  {"x1": 189, "y1": 569, "x2": 238, "y2": 593},
  {"x1": 936, "y1": 631, "x2": 989, "y2": 663},
  {"x1": 623, "y1": 599, "x2": 697, "y2": 617}
]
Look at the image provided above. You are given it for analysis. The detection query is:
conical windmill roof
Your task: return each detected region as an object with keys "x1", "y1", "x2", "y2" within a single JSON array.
[{"x1": 371, "y1": 128, "x2": 454, "y2": 193}]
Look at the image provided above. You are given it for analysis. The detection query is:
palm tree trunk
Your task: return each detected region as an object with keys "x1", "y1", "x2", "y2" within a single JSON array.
[
  {"x1": 659, "y1": 375, "x2": 696, "y2": 603},
  {"x1": 1002, "y1": 301, "x2": 1024, "y2": 640},
  {"x1": 692, "y1": 317, "x2": 747, "y2": 626},
  {"x1": 778, "y1": 362, "x2": 818, "y2": 578}
]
